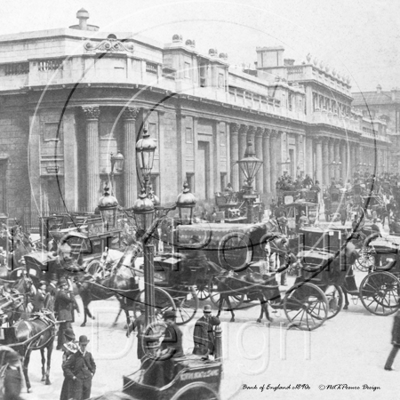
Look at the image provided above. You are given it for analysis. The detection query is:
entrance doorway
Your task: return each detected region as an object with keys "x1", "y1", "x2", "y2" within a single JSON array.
[{"x1": 197, "y1": 141, "x2": 210, "y2": 199}]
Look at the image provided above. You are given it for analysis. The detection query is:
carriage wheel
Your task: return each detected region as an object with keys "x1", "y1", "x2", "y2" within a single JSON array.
[
  {"x1": 133, "y1": 287, "x2": 176, "y2": 321},
  {"x1": 324, "y1": 284, "x2": 344, "y2": 319},
  {"x1": 173, "y1": 287, "x2": 199, "y2": 325},
  {"x1": 195, "y1": 278, "x2": 210, "y2": 300},
  {"x1": 171, "y1": 382, "x2": 221, "y2": 400},
  {"x1": 86, "y1": 259, "x2": 103, "y2": 276},
  {"x1": 208, "y1": 276, "x2": 245, "y2": 310},
  {"x1": 354, "y1": 249, "x2": 375, "y2": 272},
  {"x1": 283, "y1": 282, "x2": 328, "y2": 330},
  {"x1": 359, "y1": 271, "x2": 400, "y2": 316}
]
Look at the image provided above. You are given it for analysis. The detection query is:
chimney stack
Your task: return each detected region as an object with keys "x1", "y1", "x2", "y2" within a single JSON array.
[
  {"x1": 256, "y1": 46, "x2": 285, "y2": 70},
  {"x1": 376, "y1": 84, "x2": 382, "y2": 94},
  {"x1": 76, "y1": 8, "x2": 89, "y2": 30}
]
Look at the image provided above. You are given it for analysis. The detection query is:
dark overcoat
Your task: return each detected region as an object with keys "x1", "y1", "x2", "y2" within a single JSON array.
[{"x1": 193, "y1": 315, "x2": 220, "y2": 355}]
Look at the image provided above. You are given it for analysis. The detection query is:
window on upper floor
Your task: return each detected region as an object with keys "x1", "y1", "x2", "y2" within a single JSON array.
[
  {"x1": 199, "y1": 64, "x2": 207, "y2": 87},
  {"x1": 185, "y1": 127, "x2": 193, "y2": 143},
  {"x1": 218, "y1": 72, "x2": 225, "y2": 89},
  {"x1": 184, "y1": 62, "x2": 191, "y2": 78},
  {"x1": 43, "y1": 123, "x2": 61, "y2": 141},
  {"x1": 288, "y1": 93, "x2": 293, "y2": 111}
]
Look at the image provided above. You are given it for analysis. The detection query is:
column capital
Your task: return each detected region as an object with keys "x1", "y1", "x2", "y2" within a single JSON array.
[
  {"x1": 247, "y1": 125, "x2": 256, "y2": 136},
  {"x1": 82, "y1": 106, "x2": 100, "y2": 120},
  {"x1": 239, "y1": 124, "x2": 248, "y2": 135},
  {"x1": 230, "y1": 123, "x2": 239, "y2": 133},
  {"x1": 256, "y1": 127, "x2": 263, "y2": 137},
  {"x1": 264, "y1": 128, "x2": 271, "y2": 137},
  {"x1": 122, "y1": 107, "x2": 140, "y2": 120},
  {"x1": 270, "y1": 129, "x2": 278, "y2": 138}
]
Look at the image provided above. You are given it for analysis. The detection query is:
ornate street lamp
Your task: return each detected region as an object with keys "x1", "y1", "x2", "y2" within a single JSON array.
[
  {"x1": 136, "y1": 124, "x2": 157, "y2": 191},
  {"x1": 132, "y1": 188, "x2": 155, "y2": 236},
  {"x1": 97, "y1": 184, "x2": 119, "y2": 230},
  {"x1": 237, "y1": 141, "x2": 263, "y2": 223},
  {"x1": 176, "y1": 182, "x2": 197, "y2": 224}
]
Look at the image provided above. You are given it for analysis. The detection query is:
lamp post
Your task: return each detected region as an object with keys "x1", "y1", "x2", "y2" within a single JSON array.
[
  {"x1": 237, "y1": 140, "x2": 263, "y2": 223},
  {"x1": 132, "y1": 124, "x2": 198, "y2": 328}
]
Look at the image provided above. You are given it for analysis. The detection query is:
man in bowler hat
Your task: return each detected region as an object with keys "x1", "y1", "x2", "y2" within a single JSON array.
[
  {"x1": 193, "y1": 305, "x2": 220, "y2": 357},
  {"x1": 385, "y1": 309, "x2": 400, "y2": 370},
  {"x1": 63, "y1": 335, "x2": 96, "y2": 400}
]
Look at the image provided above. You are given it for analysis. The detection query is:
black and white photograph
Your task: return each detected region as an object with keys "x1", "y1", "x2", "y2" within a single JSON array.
[{"x1": 0, "y1": 0, "x2": 398, "y2": 398}]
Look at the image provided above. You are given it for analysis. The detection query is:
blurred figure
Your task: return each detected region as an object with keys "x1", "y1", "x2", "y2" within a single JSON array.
[
  {"x1": 193, "y1": 305, "x2": 220, "y2": 358},
  {"x1": 385, "y1": 310, "x2": 400, "y2": 371}
]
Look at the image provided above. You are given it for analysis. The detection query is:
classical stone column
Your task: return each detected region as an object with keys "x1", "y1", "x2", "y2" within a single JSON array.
[
  {"x1": 316, "y1": 138, "x2": 323, "y2": 185},
  {"x1": 341, "y1": 140, "x2": 347, "y2": 182},
  {"x1": 270, "y1": 130, "x2": 278, "y2": 196},
  {"x1": 334, "y1": 139, "x2": 340, "y2": 181},
  {"x1": 328, "y1": 138, "x2": 334, "y2": 184},
  {"x1": 255, "y1": 127, "x2": 263, "y2": 193},
  {"x1": 83, "y1": 106, "x2": 100, "y2": 212},
  {"x1": 238, "y1": 124, "x2": 248, "y2": 187},
  {"x1": 263, "y1": 129, "x2": 271, "y2": 194},
  {"x1": 230, "y1": 123, "x2": 239, "y2": 191},
  {"x1": 123, "y1": 107, "x2": 139, "y2": 208},
  {"x1": 322, "y1": 138, "x2": 329, "y2": 187}
]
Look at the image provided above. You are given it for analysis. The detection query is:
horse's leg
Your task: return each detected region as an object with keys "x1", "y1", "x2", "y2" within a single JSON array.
[
  {"x1": 257, "y1": 294, "x2": 264, "y2": 323},
  {"x1": 343, "y1": 287, "x2": 349, "y2": 310},
  {"x1": 112, "y1": 305, "x2": 123, "y2": 327},
  {"x1": 40, "y1": 348, "x2": 45, "y2": 381},
  {"x1": 224, "y1": 296, "x2": 235, "y2": 322},
  {"x1": 23, "y1": 349, "x2": 32, "y2": 392},
  {"x1": 45, "y1": 341, "x2": 53, "y2": 385}
]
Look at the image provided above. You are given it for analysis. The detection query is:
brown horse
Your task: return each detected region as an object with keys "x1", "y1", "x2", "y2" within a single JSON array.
[
  {"x1": 13, "y1": 309, "x2": 56, "y2": 392},
  {"x1": 212, "y1": 269, "x2": 281, "y2": 323},
  {"x1": 76, "y1": 243, "x2": 142, "y2": 327}
]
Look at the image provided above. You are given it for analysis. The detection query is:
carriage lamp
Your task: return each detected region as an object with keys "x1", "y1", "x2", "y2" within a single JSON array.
[
  {"x1": 176, "y1": 182, "x2": 197, "y2": 224},
  {"x1": 132, "y1": 188, "x2": 155, "y2": 236},
  {"x1": 237, "y1": 141, "x2": 263, "y2": 189},
  {"x1": 136, "y1": 124, "x2": 157, "y2": 190},
  {"x1": 98, "y1": 184, "x2": 119, "y2": 230}
]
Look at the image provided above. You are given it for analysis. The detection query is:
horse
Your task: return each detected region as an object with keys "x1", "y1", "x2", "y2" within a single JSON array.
[
  {"x1": 12, "y1": 309, "x2": 56, "y2": 392},
  {"x1": 212, "y1": 268, "x2": 283, "y2": 323},
  {"x1": 75, "y1": 243, "x2": 142, "y2": 327}
]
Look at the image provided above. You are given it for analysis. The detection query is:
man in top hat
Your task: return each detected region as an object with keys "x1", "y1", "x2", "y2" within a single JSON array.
[
  {"x1": 54, "y1": 279, "x2": 79, "y2": 350},
  {"x1": 63, "y1": 335, "x2": 96, "y2": 400},
  {"x1": 193, "y1": 305, "x2": 220, "y2": 357}
]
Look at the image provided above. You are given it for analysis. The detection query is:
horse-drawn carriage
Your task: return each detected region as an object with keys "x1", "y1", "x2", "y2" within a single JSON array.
[
  {"x1": 214, "y1": 191, "x2": 264, "y2": 223},
  {"x1": 123, "y1": 354, "x2": 222, "y2": 400}
]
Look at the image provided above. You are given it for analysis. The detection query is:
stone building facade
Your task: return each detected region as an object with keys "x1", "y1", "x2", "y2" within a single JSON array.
[
  {"x1": 352, "y1": 85, "x2": 400, "y2": 171},
  {"x1": 0, "y1": 9, "x2": 393, "y2": 226}
]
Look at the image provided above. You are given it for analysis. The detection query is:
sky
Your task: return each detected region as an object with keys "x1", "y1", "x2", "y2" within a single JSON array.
[{"x1": 2, "y1": 0, "x2": 400, "y2": 92}]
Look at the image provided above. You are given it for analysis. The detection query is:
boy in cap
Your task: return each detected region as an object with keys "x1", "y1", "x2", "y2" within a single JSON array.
[
  {"x1": 193, "y1": 305, "x2": 220, "y2": 358},
  {"x1": 63, "y1": 335, "x2": 96, "y2": 400}
]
